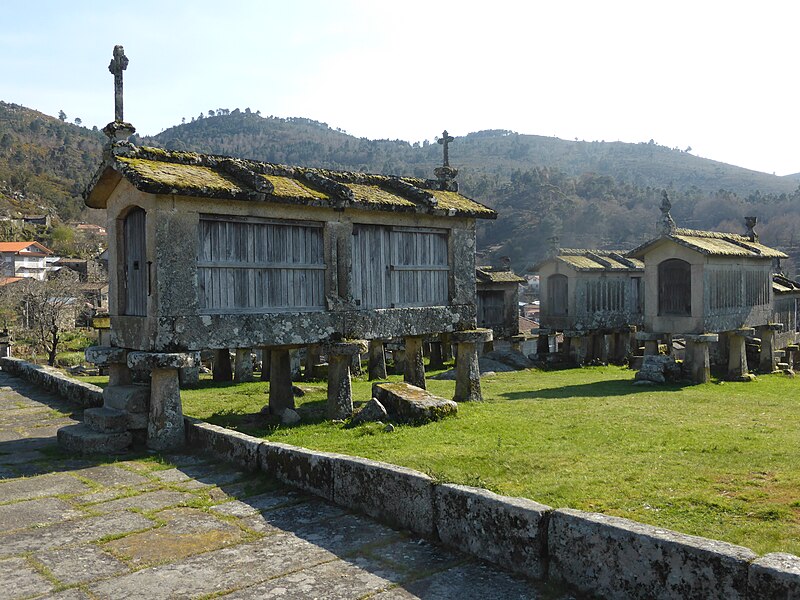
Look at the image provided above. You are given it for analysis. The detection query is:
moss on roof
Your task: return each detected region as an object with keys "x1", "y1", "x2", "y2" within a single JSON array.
[
  {"x1": 430, "y1": 190, "x2": 496, "y2": 216},
  {"x1": 262, "y1": 174, "x2": 329, "y2": 200},
  {"x1": 89, "y1": 145, "x2": 497, "y2": 219},
  {"x1": 348, "y1": 183, "x2": 416, "y2": 207},
  {"x1": 117, "y1": 157, "x2": 245, "y2": 194},
  {"x1": 476, "y1": 267, "x2": 525, "y2": 283}
]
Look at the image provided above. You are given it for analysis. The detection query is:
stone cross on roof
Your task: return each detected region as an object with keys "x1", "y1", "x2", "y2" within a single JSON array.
[
  {"x1": 660, "y1": 190, "x2": 677, "y2": 234},
  {"x1": 108, "y1": 45, "x2": 129, "y2": 122},
  {"x1": 437, "y1": 130, "x2": 454, "y2": 167}
]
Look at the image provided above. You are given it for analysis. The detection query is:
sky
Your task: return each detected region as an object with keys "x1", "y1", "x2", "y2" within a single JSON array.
[{"x1": 2, "y1": 0, "x2": 799, "y2": 176}]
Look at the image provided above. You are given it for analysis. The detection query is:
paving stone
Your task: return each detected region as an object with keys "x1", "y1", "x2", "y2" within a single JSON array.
[
  {"x1": 0, "y1": 472, "x2": 92, "y2": 503},
  {"x1": 238, "y1": 499, "x2": 347, "y2": 534},
  {"x1": 90, "y1": 489, "x2": 195, "y2": 513},
  {"x1": 210, "y1": 489, "x2": 303, "y2": 517},
  {"x1": 220, "y1": 556, "x2": 403, "y2": 599},
  {"x1": 73, "y1": 483, "x2": 156, "y2": 506},
  {"x1": 36, "y1": 590, "x2": 93, "y2": 600},
  {"x1": 71, "y1": 464, "x2": 150, "y2": 487},
  {"x1": 372, "y1": 562, "x2": 557, "y2": 599},
  {"x1": 0, "y1": 449, "x2": 47, "y2": 465},
  {"x1": 35, "y1": 544, "x2": 129, "y2": 585},
  {"x1": 0, "y1": 556, "x2": 54, "y2": 599},
  {"x1": 103, "y1": 507, "x2": 248, "y2": 566},
  {"x1": 0, "y1": 511, "x2": 155, "y2": 556},
  {"x1": 289, "y1": 512, "x2": 401, "y2": 556},
  {"x1": 368, "y1": 538, "x2": 463, "y2": 573},
  {"x1": 89, "y1": 533, "x2": 335, "y2": 599},
  {"x1": 0, "y1": 497, "x2": 84, "y2": 532}
]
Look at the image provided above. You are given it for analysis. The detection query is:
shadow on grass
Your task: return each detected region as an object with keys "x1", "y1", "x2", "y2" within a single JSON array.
[
  {"x1": 205, "y1": 397, "x2": 331, "y2": 436},
  {"x1": 499, "y1": 378, "x2": 694, "y2": 401}
]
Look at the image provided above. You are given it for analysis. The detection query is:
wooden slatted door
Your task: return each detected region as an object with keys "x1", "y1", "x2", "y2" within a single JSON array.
[
  {"x1": 390, "y1": 228, "x2": 449, "y2": 307},
  {"x1": 122, "y1": 207, "x2": 147, "y2": 316},
  {"x1": 197, "y1": 216, "x2": 325, "y2": 313},
  {"x1": 351, "y1": 225, "x2": 390, "y2": 309}
]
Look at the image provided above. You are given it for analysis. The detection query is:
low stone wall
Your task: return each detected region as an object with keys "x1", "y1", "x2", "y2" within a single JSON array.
[
  {"x1": 185, "y1": 418, "x2": 800, "y2": 600},
  {"x1": 0, "y1": 357, "x2": 102, "y2": 407},
  {"x1": 3, "y1": 363, "x2": 797, "y2": 600}
]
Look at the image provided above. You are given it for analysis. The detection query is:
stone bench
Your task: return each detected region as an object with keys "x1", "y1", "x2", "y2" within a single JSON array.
[{"x1": 372, "y1": 381, "x2": 457, "y2": 425}]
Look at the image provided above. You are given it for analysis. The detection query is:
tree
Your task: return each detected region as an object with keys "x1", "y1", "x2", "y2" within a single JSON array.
[
  {"x1": 20, "y1": 271, "x2": 82, "y2": 366},
  {"x1": 58, "y1": 110, "x2": 67, "y2": 121},
  {"x1": 74, "y1": 117, "x2": 82, "y2": 126}
]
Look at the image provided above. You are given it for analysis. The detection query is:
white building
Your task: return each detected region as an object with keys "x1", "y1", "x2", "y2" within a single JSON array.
[{"x1": 0, "y1": 241, "x2": 58, "y2": 281}]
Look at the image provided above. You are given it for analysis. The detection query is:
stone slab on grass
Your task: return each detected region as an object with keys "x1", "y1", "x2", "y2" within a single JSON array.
[
  {"x1": 548, "y1": 508, "x2": 757, "y2": 599},
  {"x1": 434, "y1": 483, "x2": 551, "y2": 580},
  {"x1": 333, "y1": 454, "x2": 435, "y2": 536},
  {"x1": 371, "y1": 381, "x2": 457, "y2": 424},
  {"x1": 748, "y1": 552, "x2": 800, "y2": 598}
]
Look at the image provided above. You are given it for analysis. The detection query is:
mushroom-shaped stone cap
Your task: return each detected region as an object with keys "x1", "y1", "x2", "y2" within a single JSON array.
[
  {"x1": 684, "y1": 333, "x2": 719, "y2": 343},
  {"x1": 85, "y1": 345, "x2": 127, "y2": 365},
  {"x1": 127, "y1": 351, "x2": 200, "y2": 370},
  {"x1": 635, "y1": 331, "x2": 665, "y2": 341},
  {"x1": 728, "y1": 328, "x2": 756, "y2": 337},
  {"x1": 324, "y1": 340, "x2": 368, "y2": 357},
  {"x1": 450, "y1": 328, "x2": 493, "y2": 344},
  {"x1": 758, "y1": 323, "x2": 785, "y2": 331}
]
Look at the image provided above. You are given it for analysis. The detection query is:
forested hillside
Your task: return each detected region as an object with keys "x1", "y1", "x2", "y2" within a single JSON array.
[{"x1": 3, "y1": 101, "x2": 800, "y2": 272}]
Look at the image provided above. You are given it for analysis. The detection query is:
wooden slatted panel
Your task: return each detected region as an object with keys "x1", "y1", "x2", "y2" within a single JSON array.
[
  {"x1": 198, "y1": 217, "x2": 324, "y2": 313},
  {"x1": 352, "y1": 225, "x2": 391, "y2": 309},
  {"x1": 658, "y1": 259, "x2": 691, "y2": 316},
  {"x1": 123, "y1": 208, "x2": 147, "y2": 316},
  {"x1": 391, "y1": 229, "x2": 448, "y2": 307},
  {"x1": 478, "y1": 290, "x2": 505, "y2": 328},
  {"x1": 548, "y1": 274, "x2": 568, "y2": 316}
]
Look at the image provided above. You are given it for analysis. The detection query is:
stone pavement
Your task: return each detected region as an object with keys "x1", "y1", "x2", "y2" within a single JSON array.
[{"x1": 0, "y1": 371, "x2": 576, "y2": 600}]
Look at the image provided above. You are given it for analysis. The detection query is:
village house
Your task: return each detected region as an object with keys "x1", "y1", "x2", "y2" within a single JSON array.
[
  {"x1": 475, "y1": 265, "x2": 525, "y2": 340},
  {"x1": 0, "y1": 241, "x2": 58, "y2": 281},
  {"x1": 533, "y1": 248, "x2": 644, "y2": 364},
  {"x1": 628, "y1": 193, "x2": 786, "y2": 382},
  {"x1": 60, "y1": 46, "x2": 497, "y2": 454}
]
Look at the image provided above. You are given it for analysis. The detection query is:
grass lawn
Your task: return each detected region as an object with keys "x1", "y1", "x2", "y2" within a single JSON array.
[{"x1": 81, "y1": 364, "x2": 800, "y2": 555}]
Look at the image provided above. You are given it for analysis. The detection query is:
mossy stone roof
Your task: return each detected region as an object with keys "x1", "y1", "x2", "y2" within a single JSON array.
[
  {"x1": 86, "y1": 145, "x2": 496, "y2": 219},
  {"x1": 476, "y1": 266, "x2": 525, "y2": 284},
  {"x1": 628, "y1": 228, "x2": 787, "y2": 259},
  {"x1": 533, "y1": 250, "x2": 644, "y2": 273}
]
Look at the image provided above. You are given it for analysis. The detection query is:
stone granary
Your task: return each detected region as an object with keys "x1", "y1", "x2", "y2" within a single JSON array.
[
  {"x1": 771, "y1": 273, "x2": 800, "y2": 366},
  {"x1": 475, "y1": 265, "x2": 525, "y2": 340},
  {"x1": 533, "y1": 249, "x2": 644, "y2": 364},
  {"x1": 60, "y1": 48, "x2": 496, "y2": 453},
  {"x1": 628, "y1": 193, "x2": 787, "y2": 383}
]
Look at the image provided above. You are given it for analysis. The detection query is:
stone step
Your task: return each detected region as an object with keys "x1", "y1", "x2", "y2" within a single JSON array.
[
  {"x1": 57, "y1": 423, "x2": 132, "y2": 454},
  {"x1": 84, "y1": 407, "x2": 127, "y2": 433},
  {"x1": 103, "y1": 384, "x2": 150, "y2": 414}
]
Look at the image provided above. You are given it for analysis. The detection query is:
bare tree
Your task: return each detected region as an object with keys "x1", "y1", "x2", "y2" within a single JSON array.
[{"x1": 20, "y1": 271, "x2": 82, "y2": 366}]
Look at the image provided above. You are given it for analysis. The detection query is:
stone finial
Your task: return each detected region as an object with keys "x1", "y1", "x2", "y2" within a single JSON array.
[
  {"x1": 548, "y1": 235, "x2": 560, "y2": 256},
  {"x1": 434, "y1": 129, "x2": 458, "y2": 191},
  {"x1": 108, "y1": 45, "x2": 129, "y2": 122},
  {"x1": 103, "y1": 45, "x2": 136, "y2": 143},
  {"x1": 660, "y1": 190, "x2": 677, "y2": 235},
  {"x1": 437, "y1": 130, "x2": 454, "y2": 167},
  {"x1": 745, "y1": 216, "x2": 758, "y2": 242},
  {"x1": 500, "y1": 256, "x2": 512, "y2": 271}
]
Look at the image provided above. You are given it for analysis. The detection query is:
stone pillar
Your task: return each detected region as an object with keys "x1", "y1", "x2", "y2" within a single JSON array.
[
  {"x1": 85, "y1": 346, "x2": 131, "y2": 386},
  {"x1": 565, "y1": 332, "x2": 589, "y2": 365},
  {"x1": 510, "y1": 334, "x2": 526, "y2": 354},
  {"x1": 785, "y1": 345, "x2": 799, "y2": 370},
  {"x1": 684, "y1": 333, "x2": 718, "y2": 384},
  {"x1": 0, "y1": 330, "x2": 11, "y2": 358},
  {"x1": 368, "y1": 339, "x2": 387, "y2": 380},
  {"x1": 212, "y1": 349, "x2": 232, "y2": 382},
  {"x1": 440, "y1": 332, "x2": 453, "y2": 363},
  {"x1": 392, "y1": 346, "x2": 406, "y2": 375},
  {"x1": 756, "y1": 324, "x2": 782, "y2": 373},
  {"x1": 636, "y1": 332, "x2": 664, "y2": 356},
  {"x1": 481, "y1": 339, "x2": 494, "y2": 355},
  {"x1": 260, "y1": 346, "x2": 271, "y2": 381},
  {"x1": 560, "y1": 335, "x2": 572, "y2": 362},
  {"x1": 92, "y1": 313, "x2": 112, "y2": 347},
  {"x1": 451, "y1": 329, "x2": 492, "y2": 402},
  {"x1": 350, "y1": 352, "x2": 363, "y2": 377},
  {"x1": 305, "y1": 344, "x2": 322, "y2": 380},
  {"x1": 403, "y1": 335, "x2": 426, "y2": 390},
  {"x1": 178, "y1": 366, "x2": 199, "y2": 387},
  {"x1": 128, "y1": 351, "x2": 199, "y2": 451},
  {"x1": 532, "y1": 328, "x2": 550, "y2": 358},
  {"x1": 290, "y1": 349, "x2": 302, "y2": 381},
  {"x1": 428, "y1": 339, "x2": 444, "y2": 370},
  {"x1": 234, "y1": 348, "x2": 253, "y2": 382},
  {"x1": 727, "y1": 328, "x2": 755, "y2": 381},
  {"x1": 325, "y1": 340, "x2": 368, "y2": 420},
  {"x1": 269, "y1": 349, "x2": 294, "y2": 414}
]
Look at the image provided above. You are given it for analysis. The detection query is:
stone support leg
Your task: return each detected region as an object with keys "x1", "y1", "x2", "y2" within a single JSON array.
[
  {"x1": 393, "y1": 348, "x2": 406, "y2": 375},
  {"x1": 727, "y1": 329, "x2": 754, "y2": 380},
  {"x1": 148, "y1": 368, "x2": 184, "y2": 451},
  {"x1": 350, "y1": 352, "x2": 363, "y2": 378},
  {"x1": 305, "y1": 344, "x2": 322, "y2": 380},
  {"x1": 368, "y1": 339, "x2": 388, "y2": 380},
  {"x1": 684, "y1": 334, "x2": 717, "y2": 384},
  {"x1": 325, "y1": 340, "x2": 368, "y2": 420},
  {"x1": 451, "y1": 329, "x2": 492, "y2": 402},
  {"x1": 440, "y1": 333, "x2": 453, "y2": 363},
  {"x1": 269, "y1": 349, "x2": 294, "y2": 414},
  {"x1": 537, "y1": 334, "x2": 550, "y2": 357},
  {"x1": 234, "y1": 348, "x2": 253, "y2": 382},
  {"x1": 178, "y1": 366, "x2": 199, "y2": 387},
  {"x1": 260, "y1": 346, "x2": 271, "y2": 381},
  {"x1": 757, "y1": 326, "x2": 780, "y2": 373},
  {"x1": 403, "y1": 335, "x2": 426, "y2": 390},
  {"x1": 643, "y1": 340, "x2": 659, "y2": 356},
  {"x1": 428, "y1": 341, "x2": 444, "y2": 370},
  {"x1": 212, "y1": 349, "x2": 232, "y2": 382}
]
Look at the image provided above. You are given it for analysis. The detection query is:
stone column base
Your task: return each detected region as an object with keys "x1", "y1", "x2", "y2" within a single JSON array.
[{"x1": 451, "y1": 329, "x2": 492, "y2": 402}]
